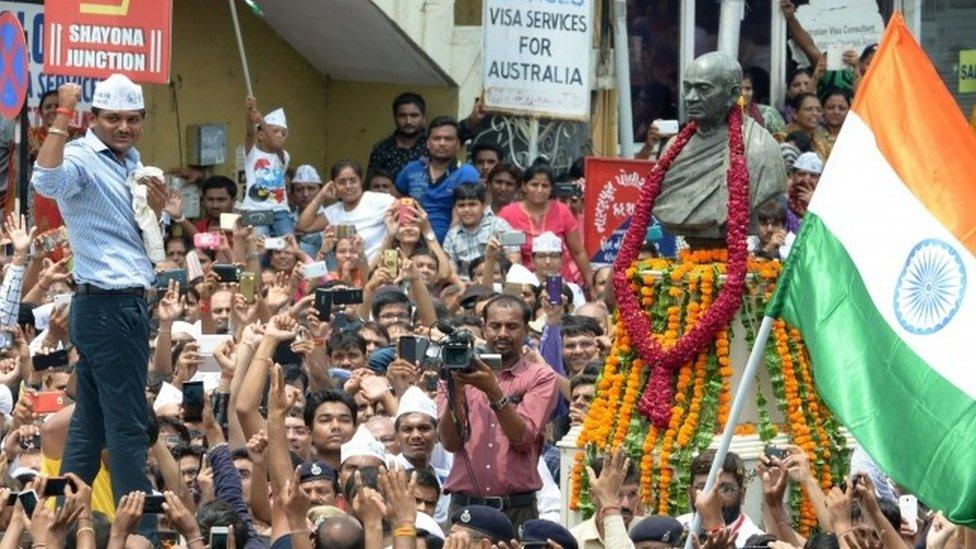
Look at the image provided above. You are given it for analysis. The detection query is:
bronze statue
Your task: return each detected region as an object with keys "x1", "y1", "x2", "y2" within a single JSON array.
[{"x1": 653, "y1": 52, "x2": 786, "y2": 243}]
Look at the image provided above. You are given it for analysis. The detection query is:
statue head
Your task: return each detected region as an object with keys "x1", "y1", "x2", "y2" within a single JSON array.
[{"x1": 682, "y1": 52, "x2": 743, "y2": 124}]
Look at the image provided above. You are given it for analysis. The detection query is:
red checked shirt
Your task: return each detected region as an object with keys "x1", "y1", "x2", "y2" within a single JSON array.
[{"x1": 436, "y1": 356, "x2": 559, "y2": 497}]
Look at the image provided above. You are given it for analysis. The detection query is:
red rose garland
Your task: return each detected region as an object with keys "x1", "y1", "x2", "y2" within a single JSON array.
[{"x1": 612, "y1": 106, "x2": 750, "y2": 428}]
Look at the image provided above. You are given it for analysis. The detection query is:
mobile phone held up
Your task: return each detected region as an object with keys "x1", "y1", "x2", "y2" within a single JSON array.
[
  {"x1": 397, "y1": 335, "x2": 429, "y2": 364},
  {"x1": 32, "y1": 349, "x2": 70, "y2": 372},
  {"x1": 143, "y1": 494, "x2": 167, "y2": 514},
  {"x1": 182, "y1": 381, "x2": 205, "y2": 423},
  {"x1": 763, "y1": 445, "x2": 788, "y2": 461},
  {"x1": 210, "y1": 526, "x2": 229, "y2": 549},
  {"x1": 314, "y1": 288, "x2": 333, "y2": 320},
  {"x1": 499, "y1": 231, "x2": 526, "y2": 247},
  {"x1": 545, "y1": 275, "x2": 562, "y2": 305},
  {"x1": 31, "y1": 391, "x2": 69, "y2": 415},
  {"x1": 241, "y1": 210, "x2": 274, "y2": 227},
  {"x1": 213, "y1": 264, "x2": 241, "y2": 283},
  {"x1": 194, "y1": 232, "x2": 222, "y2": 250}
]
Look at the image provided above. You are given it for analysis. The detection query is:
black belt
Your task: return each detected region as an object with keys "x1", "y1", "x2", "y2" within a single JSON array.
[
  {"x1": 75, "y1": 284, "x2": 146, "y2": 298},
  {"x1": 450, "y1": 491, "x2": 536, "y2": 510}
]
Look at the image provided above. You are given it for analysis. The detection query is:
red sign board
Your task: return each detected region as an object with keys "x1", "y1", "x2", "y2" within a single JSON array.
[
  {"x1": 0, "y1": 11, "x2": 29, "y2": 118},
  {"x1": 583, "y1": 157, "x2": 655, "y2": 263},
  {"x1": 43, "y1": 0, "x2": 172, "y2": 84}
]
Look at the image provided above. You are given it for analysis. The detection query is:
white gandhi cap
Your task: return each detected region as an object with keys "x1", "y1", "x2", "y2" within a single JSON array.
[{"x1": 92, "y1": 74, "x2": 144, "y2": 111}]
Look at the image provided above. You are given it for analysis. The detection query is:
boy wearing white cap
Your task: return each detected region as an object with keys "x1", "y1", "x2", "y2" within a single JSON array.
[
  {"x1": 533, "y1": 232, "x2": 585, "y2": 309},
  {"x1": 289, "y1": 164, "x2": 324, "y2": 256},
  {"x1": 31, "y1": 75, "x2": 161, "y2": 538},
  {"x1": 243, "y1": 96, "x2": 292, "y2": 236}
]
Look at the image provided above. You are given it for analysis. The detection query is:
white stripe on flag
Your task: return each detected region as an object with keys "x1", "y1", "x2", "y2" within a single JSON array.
[
  {"x1": 149, "y1": 31, "x2": 156, "y2": 72},
  {"x1": 48, "y1": 23, "x2": 56, "y2": 65},
  {"x1": 157, "y1": 30, "x2": 163, "y2": 72},
  {"x1": 809, "y1": 112, "x2": 976, "y2": 400}
]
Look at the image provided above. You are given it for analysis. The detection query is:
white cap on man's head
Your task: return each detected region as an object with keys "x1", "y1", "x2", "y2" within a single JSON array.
[
  {"x1": 396, "y1": 386, "x2": 437, "y2": 420},
  {"x1": 793, "y1": 152, "x2": 823, "y2": 175},
  {"x1": 264, "y1": 108, "x2": 287, "y2": 129},
  {"x1": 532, "y1": 231, "x2": 562, "y2": 254},
  {"x1": 92, "y1": 74, "x2": 144, "y2": 111},
  {"x1": 293, "y1": 165, "x2": 322, "y2": 184},
  {"x1": 505, "y1": 264, "x2": 540, "y2": 287},
  {"x1": 340, "y1": 426, "x2": 387, "y2": 464}
]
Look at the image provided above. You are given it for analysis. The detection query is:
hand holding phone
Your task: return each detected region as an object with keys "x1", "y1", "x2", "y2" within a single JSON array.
[{"x1": 182, "y1": 381, "x2": 205, "y2": 423}]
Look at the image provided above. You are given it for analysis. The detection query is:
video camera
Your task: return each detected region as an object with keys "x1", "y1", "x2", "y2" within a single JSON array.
[{"x1": 434, "y1": 320, "x2": 501, "y2": 378}]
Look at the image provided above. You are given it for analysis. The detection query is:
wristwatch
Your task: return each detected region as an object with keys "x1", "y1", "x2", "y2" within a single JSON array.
[
  {"x1": 424, "y1": 232, "x2": 436, "y2": 242},
  {"x1": 489, "y1": 395, "x2": 509, "y2": 412}
]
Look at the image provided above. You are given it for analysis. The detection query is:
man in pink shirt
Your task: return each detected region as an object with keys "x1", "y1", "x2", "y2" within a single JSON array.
[{"x1": 436, "y1": 294, "x2": 559, "y2": 529}]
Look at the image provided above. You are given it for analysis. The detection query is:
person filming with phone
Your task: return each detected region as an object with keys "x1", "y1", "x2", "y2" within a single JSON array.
[
  {"x1": 30, "y1": 75, "x2": 163, "y2": 539},
  {"x1": 437, "y1": 294, "x2": 558, "y2": 530}
]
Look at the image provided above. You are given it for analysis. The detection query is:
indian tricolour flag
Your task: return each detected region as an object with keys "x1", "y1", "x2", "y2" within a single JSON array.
[{"x1": 769, "y1": 13, "x2": 976, "y2": 526}]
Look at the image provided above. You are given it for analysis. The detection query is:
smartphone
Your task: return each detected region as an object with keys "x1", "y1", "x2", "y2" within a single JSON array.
[
  {"x1": 20, "y1": 434, "x2": 41, "y2": 450},
  {"x1": 314, "y1": 288, "x2": 333, "y2": 320},
  {"x1": 156, "y1": 269, "x2": 188, "y2": 289},
  {"x1": 219, "y1": 213, "x2": 241, "y2": 231},
  {"x1": 397, "y1": 198, "x2": 416, "y2": 224},
  {"x1": 143, "y1": 494, "x2": 166, "y2": 514},
  {"x1": 545, "y1": 275, "x2": 562, "y2": 305},
  {"x1": 52, "y1": 293, "x2": 73, "y2": 310},
  {"x1": 397, "y1": 335, "x2": 429, "y2": 364},
  {"x1": 32, "y1": 391, "x2": 69, "y2": 415},
  {"x1": 213, "y1": 264, "x2": 241, "y2": 283},
  {"x1": 5, "y1": 492, "x2": 17, "y2": 506},
  {"x1": 383, "y1": 249, "x2": 399, "y2": 277},
  {"x1": 303, "y1": 261, "x2": 329, "y2": 280},
  {"x1": 33, "y1": 349, "x2": 70, "y2": 372},
  {"x1": 0, "y1": 331, "x2": 11, "y2": 351},
  {"x1": 335, "y1": 225, "x2": 357, "y2": 239},
  {"x1": 499, "y1": 231, "x2": 527, "y2": 247},
  {"x1": 240, "y1": 272, "x2": 257, "y2": 303},
  {"x1": 654, "y1": 119, "x2": 680, "y2": 136},
  {"x1": 899, "y1": 495, "x2": 918, "y2": 533},
  {"x1": 764, "y1": 445, "x2": 788, "y2": 461},
  {"x1": 186, "y1": 250, "x2": 205, "y2": 282},
  {"x1": 41, "y1": 477, "x2": 72, "y2": 497},
  {"x1": 330, "y1": 288, "x2": 363, "y2": 305},
  {"x1": 479, "y1": 353, "x2": 502, "y2": 368},
  {"x1": 521, "y1": 543, "x2": 548, "y2": 549},
  {"x1": 264, "y1": 237, "x2": 286, "y2": 250},
  {"x1": 193, "y1": 232, "x2": 222, "y2": 250},
  {"x1": 210, "y1": 526, "x2": 229, "y2": 549},
  {"x1": 241, "y1": 210, "x2": 274, "y2": 227},
  {"x1": 18, "y1": 490, "x2": 38, "y2": 518},
  {"x1": 158, "y1": 531, "x2": 180, "y2": 545},
  {"x1": 182, "y1": 381, "x2": 205, "y2": 423}
]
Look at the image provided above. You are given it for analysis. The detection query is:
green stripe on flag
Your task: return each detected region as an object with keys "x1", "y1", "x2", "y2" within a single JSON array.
[{"x1": 770, "y1": 213, "x2": 976, "y2": 526}]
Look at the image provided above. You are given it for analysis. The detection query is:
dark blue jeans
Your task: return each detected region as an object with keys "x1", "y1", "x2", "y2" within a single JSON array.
[{"x1": 62, "y1": 292, "x2": 155, "y2": 536}]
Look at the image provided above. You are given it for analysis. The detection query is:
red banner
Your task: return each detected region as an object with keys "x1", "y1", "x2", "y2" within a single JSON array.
[
  {"x1": 43, "y1": 0, "x2": 172, "y2": 84},
  {"x1": 583, "y1": 157, "x2": 655, "y2": 263}
]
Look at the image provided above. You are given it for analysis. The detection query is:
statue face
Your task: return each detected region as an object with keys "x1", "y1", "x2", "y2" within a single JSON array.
[{"x1": 682, "y1": 59, "x2": 739, "y2": 123}]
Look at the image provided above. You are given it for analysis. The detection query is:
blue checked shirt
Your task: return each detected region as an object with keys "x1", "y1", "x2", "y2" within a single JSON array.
[
  {"x1": 442, "y1": 211, "x2": 514, "y2": 266},
  {"x1": 31, "y1": 130, "x2": 155, "y2": 289},
  {"x1": 0, "y1": 264, "x2": 24, "y2": 327}
]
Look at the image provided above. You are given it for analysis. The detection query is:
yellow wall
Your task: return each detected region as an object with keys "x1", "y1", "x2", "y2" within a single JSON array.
[
  {"x1": 138, "y1": 0, "x2": 327, "y2": 175},
  {"x1": 134, "y1": 0, "x2": 458, "y2": 179},
  {"x1": 323, "y1": 81, "x2": 457, "y2": 171}
]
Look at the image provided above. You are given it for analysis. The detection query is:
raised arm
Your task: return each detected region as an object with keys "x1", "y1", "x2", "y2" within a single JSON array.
[
  {"x1": 781, "y1": 0, "x2": 825, "y2": 69},
  {"x1": 295, "y1": 183, "x2": 334, "y2": 234}
]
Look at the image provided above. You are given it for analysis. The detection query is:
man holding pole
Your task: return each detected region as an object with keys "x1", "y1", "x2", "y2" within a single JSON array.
[{"x1": 31, "y1": 75, "x2": 164, "y2": 537}]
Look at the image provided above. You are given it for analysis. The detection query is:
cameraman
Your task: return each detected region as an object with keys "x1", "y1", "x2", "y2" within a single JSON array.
[{"x1": 436, "y1": 294, "x2": 559, "y2": 530}]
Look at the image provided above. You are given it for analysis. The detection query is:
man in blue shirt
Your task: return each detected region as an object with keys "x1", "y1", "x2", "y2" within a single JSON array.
[
  {"x1": 31, "y1": 75, "x2": 165, "y2": 538},
  {"x1": 395, "y1": 117, "x2": 479, "y2": 242}
]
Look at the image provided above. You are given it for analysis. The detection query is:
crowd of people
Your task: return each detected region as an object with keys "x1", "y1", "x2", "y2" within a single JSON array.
[{"x1": 0, "y1": 5, "x2": 973, "y2": 548}]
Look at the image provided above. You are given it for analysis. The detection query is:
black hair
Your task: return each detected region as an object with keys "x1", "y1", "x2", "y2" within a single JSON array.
[
  {"x1": 283, "y1": 363, "x2": 309, "y2": 394},
  {"x1": 785, "y1": 130, "x2": 814, "y2": 153},
  {"x1": 570, "y1": 373, "x2": 598, "y2": 393},
  {"x1": 428, "y1": 116, "x2": 460, "y2": 136},
  {"x1": 691, "y1": 450, "x2": 746, "y2": 488},
  {"x1": 452, "y1": 182, "x2": 486, "y2": 204},
  {"x1": 371, "y1": 289, "x2": 412, "y2": 320},
  {"x1": 304, "y1": 389, "x2": 358, "y2": 428},
  {"x1": 471, "y1": 142, "x2": 503, "y2": 162},
  {"x1": 172, "y1": 444, "x2": 205, "y2": 462},
  {"x1": 743, "y1": 66, "x2": 772, "y2": 104},
  {"x1": 201, "y1": 175, "x2": 238, "y2": 200},
  {"x1": 744, "y1": 533, "x2": 778, "y2": 548},
  {"x1": 522, "y1": 162, "x2": 555, "y2": 185},
  {"x1": 756, "y1": 199, "x2": 787, "y2": 225},
  {"x1": 486, "y1": 162, "x2": 522, "y2": 185},
  {"x1": 859, "y1": 44, "x2": 878, "y2": 64},
  {"x1": 90, "y1": 107, "x2": 146, "y2": 118},
  {"x1": 330, "y1": 159, "x2": 363, "y2": 182},
  {"x1": 366, "y1": 169, "x2": 394, "y2": 188},
  {"x1": 467, "y1": 254, "x2": 512, "y2": 281},
  {"x1": 392, "y1": 92, "x2": 426, "y2": 116},
  {"x1": 481, "y1": 293, "x2": 532, "y2": 326},
  {"x1": 230, "y1": 447, "x2": 251, "y2": 461},
  {"x1": 18, "y1": 303, "x2": 36, "y2": 331},
  {"x1": 39, "y1": 89, "x2": 59, "y2": 107},
  {"x1": 326, "y1": 331, "x2": 367, "y2": 356},
  {"x1": 157, "y1": 415, "x2": 190, "y2": 444},
  {"x1": 343, "y1": 465, "x2": 381, "y2": 503},
  {"x1": 787, "y1": 67, "x2": 813, "y2": 86},
  {"x1": 590, "y1": 456, "x2": 639, "y2": 484},
  {"x1": 359, "y1": 321, "x2": 390, "y2": 344},
  {"x1": 196, "y1": 500, "x2": 247, "y2": 549},
  {"x1": 561, "y1": 315, "x2": 604, "y2": 338},
  {"x1": 413, "y1": 468, "x2": 441, "y2": 492},
  {"x1": 820, "y1": 86, "x2": 852, "y2": 107},
  {"x1": 789, "y1": 92, "x2": 820, "y2": 112},
  {"x1": 582, "y1": 360, "x2": 603, "y2": 377},
  {"x1": 803, "y1": 533, "x2": 840, "y2": 549},
  {"x1": 146, "y1": 406, "x2": 160, "y2": 447}
]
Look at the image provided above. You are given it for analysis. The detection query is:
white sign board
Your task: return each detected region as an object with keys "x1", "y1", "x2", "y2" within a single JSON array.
[
  {"x1": 7, "y1": 2, "x2": 97, "y2": 126},
  {"x1": 793, "y1": 0, "x2": 883, "y2": 70},
  {"x1": 482, "y1": 0, "x2": 592, "y2": 121}
]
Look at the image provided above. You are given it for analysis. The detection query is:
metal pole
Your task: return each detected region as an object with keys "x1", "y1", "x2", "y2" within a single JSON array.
[
  {"x1": 717, "y1": 0, "x2": 745, "y2": 56},
  {"x1": 682, "y1": 315, "x2": 775, "y2": 549},
  {"x1": 527, "y1": 117, "x2": 540, "y2": 165},
  {"x1": 770, "y1": 0, "x2": 788, "y2": 109},
  {"x1": 678, "y1": 0, "x2": 696, "y2": 121},
  {"x1": 613, "y1": 0, "x2": 635, "y2": 158},
  {"x1": 16, "y1": 105, "x2": 29, "y2": 218},
  {"x1": 228, "y1": 0, "x2": 254, "y2": 97}
]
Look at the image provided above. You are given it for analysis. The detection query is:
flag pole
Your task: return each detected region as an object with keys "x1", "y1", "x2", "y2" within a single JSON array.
[
  {"x1": 228, "y1": 0, "x2": 254, "y2": 98},
  {"x1": 682, "y1": 315, "x2": 775, "y2": 549}
]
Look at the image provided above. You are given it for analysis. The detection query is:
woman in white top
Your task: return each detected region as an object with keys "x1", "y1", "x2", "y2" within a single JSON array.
[{"x1": 295, "y1": 160, "x2": 396, "y2": 261}]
